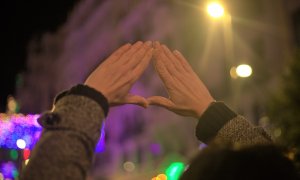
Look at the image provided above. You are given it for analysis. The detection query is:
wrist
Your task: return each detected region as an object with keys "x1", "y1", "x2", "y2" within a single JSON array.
[
  {"x1": 84, "y1": 82, "x2": 112, "y2": 104},
  {"x1": 194, "y1": 99, "x2": 215, "y2": 119},
  {"x1": 55, "y1": 84, "x2": 109, "y2": 117},
  {"x1": 195, "y1": 101, "x2": 237, "y2": 143}
]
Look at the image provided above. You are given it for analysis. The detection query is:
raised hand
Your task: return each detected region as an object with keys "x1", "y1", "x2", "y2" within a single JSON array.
[
  {"x1": 84, "y1": 41, "x2": 153, "y2": 108},
  {"x1": 147, "y1": 42, "x2": 214, "y2": 118}
]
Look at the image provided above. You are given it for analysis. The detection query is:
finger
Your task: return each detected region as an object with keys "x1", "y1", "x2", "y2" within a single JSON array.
[
  {"x1": 106, "y1": 43, "x2": 132, "y2": 64},
  {"x1": 116, "y1": 41, "x2": 144, "y2": 65},
  {"x1": 129, "y1": 41, "x2": 152, "y2": 68},
  {"x1": 153, "y1": 42, "x2": 170, "y2": 74},
  {"x1": 173, "y1": 50, "x2": 194, "y2": 73},
  {"x1": 111, "y1": 94, "x2": 148, "y2": 108},
  {"x1": 132, "y1": 47, "x2": 153, "y2": 81},
  {"x1": 153, "y1": 41, "x2": 160, "y2": 49},
  {"x1": 153, "y1": 47, "x2": 176, "y2": 87},
  {"x1": 147, "y1": 96, "x2": 176, "y2": 110},
  {"x1": 154, "y1": 43, "x2": 178, "y2": 76},
  {"x1": 161, "y1": 45, "x2": 184, "y2": 72}
]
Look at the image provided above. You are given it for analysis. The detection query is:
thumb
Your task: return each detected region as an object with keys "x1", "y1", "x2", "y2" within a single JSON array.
[
  {"x1": 147, "y1": 96, "x2": 176, "y2": 110},
  {"x1": 111, "y1": 94, "x2": 148, "y2": 108}
]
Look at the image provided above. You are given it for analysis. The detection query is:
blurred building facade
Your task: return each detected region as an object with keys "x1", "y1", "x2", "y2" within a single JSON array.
[{"x1": 16, "y1": 0, "x2": 300, "y2": 179}]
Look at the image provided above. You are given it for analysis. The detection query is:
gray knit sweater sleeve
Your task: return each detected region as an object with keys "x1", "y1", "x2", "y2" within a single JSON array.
[
  {"x1": 196, "y1": 102, "x2": 272, "y2": 146},
  {"x1": 20, "y1": 85, "x2": 108, "y2": 180}
]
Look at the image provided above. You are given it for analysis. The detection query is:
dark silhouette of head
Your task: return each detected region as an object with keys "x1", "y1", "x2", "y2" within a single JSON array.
[{"x1": 180, "y1": 142, "x2": 299, "y2": 180}]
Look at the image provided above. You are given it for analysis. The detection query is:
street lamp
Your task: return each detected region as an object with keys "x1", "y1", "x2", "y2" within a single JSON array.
[
  {"x1": 230, "y1": 64, "x2": 252, "y2": 78},
  {"x1": 236, "y1": 64, "x2": 252, "y2": 77},
  {"x1": 207, "y1": 2, "x2": 225, "y2": 18}
]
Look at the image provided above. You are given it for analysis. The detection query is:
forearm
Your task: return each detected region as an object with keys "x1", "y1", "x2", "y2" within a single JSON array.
[
  {"x1": 196, "y1": 102, "x2": 272, "y2": 146},
  {"x1": 20, "y1": 85, "x2": 108, "y2": 180},
  {"x1": 22, "y1": 130, "x2": 95, "y2": 180}
]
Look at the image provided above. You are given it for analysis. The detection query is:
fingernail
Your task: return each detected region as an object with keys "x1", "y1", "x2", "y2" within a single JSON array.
[
  {"x1": 145, "y1": 41, "x2": 152, "y2": 47},
  {"x1": 122, "y1": 43, "x2": 130, "y2": 47},
  {"x1": 134, "y1": 41, "x2": 143, "y2": 46},
  {"x1": 162, "y1": 44, "x2": 168, "y2": 50},
  {"x1": 173, "y1": 50, "x2": 181, "y2": 55}
]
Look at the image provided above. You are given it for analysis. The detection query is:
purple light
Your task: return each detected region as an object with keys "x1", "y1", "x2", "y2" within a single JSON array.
[
  {"x1": 0, "y1": 161, "x2": 17, "y2": 179},
  {"x1": 1, "y1": 113, "x2": 106, "y2": 153},
  {"x1": 0, "y1": 113, "x2": 42, "y2": 149},
  {"x1": 199, "y1": 143, "x2": 207, "y2": 150},
  {"x1": 95, "y1": 121, "x2": 105, "y2": 153},
  {"x1": 150, "y1": 143, "x2": 162, "y2": 155}
]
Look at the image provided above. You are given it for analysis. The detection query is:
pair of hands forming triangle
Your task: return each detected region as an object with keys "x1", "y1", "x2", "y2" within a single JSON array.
[{"x1": 84, "y1": 41, "x2": 214, "y2": 118}]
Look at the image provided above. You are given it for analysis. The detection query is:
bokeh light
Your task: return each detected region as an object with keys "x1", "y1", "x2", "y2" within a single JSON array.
[
  {"x1": 9, "y1": 150, "x2": 18, "y2": 161},
  {"x1": 123, "y1": 161, "x2": 135, "y2": 172},
  {"x1": 23, "y1": 148, "x2": 31, "y2": 160},
  {"x1": 95, "y1": 122, "x2": 105, "y2": 153},
  {"x1": 207, "y1": 2, "x2": 224, "y2": 18},
  {"x1": 16, "y1": 139, "x2": 26, "y2": 149},
  {"x1": 0, "y1": 162, "x2": 17, "y2": 179},
  {"x1": 236, "y1": 64, "x2": 252, "y2": 77},
  {"x1": 152, "y1": 174, "x2": 167, "y2": 180},
  {"x1": 165, "y1": 162, "x2": 185, "y2": 180},
  {"x1": 25, "y1": 159, "x2": 30, "y2": 166},
  {"x1": 0, "y1": 113, "x2": 42, "y2": 149},
  {"x1": 230, "y1": 67, "x2": 238, "y2": 79},
  {"x1": 7, "y1": 96, "x2": 18, "y2": 113}
]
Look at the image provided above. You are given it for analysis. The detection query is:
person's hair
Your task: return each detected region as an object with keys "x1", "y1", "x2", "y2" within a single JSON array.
[{"x1": 180, "y1": 141, "x2": 299, "y2": 180}]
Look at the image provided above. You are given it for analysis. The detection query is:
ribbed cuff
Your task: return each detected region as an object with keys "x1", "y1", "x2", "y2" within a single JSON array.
[
  {"x1": 196, "y1": 101, "x2": 237, "y2": 144},
  {"x1": 55, "y1": 84, "x2": 109, "y2": 117}
]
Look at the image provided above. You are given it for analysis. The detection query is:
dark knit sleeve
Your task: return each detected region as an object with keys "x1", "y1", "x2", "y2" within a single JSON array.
[
  {"x1": 54, "y1": 84, "x2": 109, "y2": 116},
  {"x1": 196, "y1": 102, "x2": 272, "y2": 145},
  {"x1": 196, "y1": 102, "x2": 237, "y2": 143},
  {"x1": 20, "y1": 84, "x2": 108, "y2": 180}
]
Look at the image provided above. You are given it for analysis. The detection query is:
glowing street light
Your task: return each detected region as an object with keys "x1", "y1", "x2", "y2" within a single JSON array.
[
  {"x1": 207, "y1": 2, "x2": 225, "y2": 18},
  {"x1": 236, "y1": 64, "x2": 252, "y2": 78},
  {"x1": 230, "y1": 64, "x2": 253, "y2": 78}
]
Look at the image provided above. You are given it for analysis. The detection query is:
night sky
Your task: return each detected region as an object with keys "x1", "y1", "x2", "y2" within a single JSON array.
[{"x1": 1, "y1": 0, "x2": 79, "y2": 112}]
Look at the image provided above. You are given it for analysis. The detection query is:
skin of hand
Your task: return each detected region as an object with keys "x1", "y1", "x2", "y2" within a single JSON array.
[
  {"x1": 84, "y1": 41, "x2": 153, "y2": 108},
  {"x1": 147, "y1": 41, "x2": 214, "y2": 118}
]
